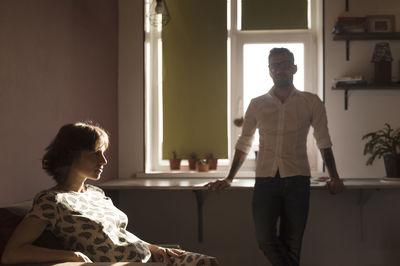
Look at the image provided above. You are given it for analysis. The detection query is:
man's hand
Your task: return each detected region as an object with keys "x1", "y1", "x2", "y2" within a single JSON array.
[
  {"x1": 205, "y1": 149, "x2": 246, "y2": 192},
  {"x1": 319, "y1": 148, "x2": 344, "y2": 195},
  {"x1": 205, "y1": 178, "x2": 232, "y2": 192},
  {"x1": 326, "y1": 178, "x2": 344, "y2": 195}
]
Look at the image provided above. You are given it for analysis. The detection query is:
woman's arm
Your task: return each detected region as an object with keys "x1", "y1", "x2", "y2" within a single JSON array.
[{"x1": 1, "y1": 216, "x2": 91, "y2": 264}]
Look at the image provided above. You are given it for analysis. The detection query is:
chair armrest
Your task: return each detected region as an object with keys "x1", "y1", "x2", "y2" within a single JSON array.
[{"x1": 0, "y1": 262, "x2": 167, "y2": 265}]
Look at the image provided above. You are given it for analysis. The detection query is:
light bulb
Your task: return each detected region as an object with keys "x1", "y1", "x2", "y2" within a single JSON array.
[
  {"x1": 155, "y1": 1, "x2": 163, "y2": 14},
  {"x1": 148, "y1": 0, "x2": 171, "y2": 27}
]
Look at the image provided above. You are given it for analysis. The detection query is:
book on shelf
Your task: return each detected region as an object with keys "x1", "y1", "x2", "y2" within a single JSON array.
[
  {"x1": 337, "y1": 16, "x2": 367, "y2": 22},
  {"x1": 333, "y1": 76, "x2": 368, "y2": 87},
  {"x1": 335, "y1": 80, "x2": 368, "y2": 87},
  {"x1": 333, "y1": 16, "x2": 367, "y2": 34}
]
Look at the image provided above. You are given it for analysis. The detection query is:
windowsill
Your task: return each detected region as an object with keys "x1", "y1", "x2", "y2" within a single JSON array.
[
  {"x1": 137, "y1": 170, "x2": 254, "y2": 179},
  {"x1": 136, "y1": 170, "x2": 327, "y2": 179},
  {"x1": 99, "y1": 175, "x2": 400, "y2": 191}
]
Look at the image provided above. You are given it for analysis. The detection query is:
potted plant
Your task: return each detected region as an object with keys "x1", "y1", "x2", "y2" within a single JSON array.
[
  {"x1": 197, "y1": 159, "x2": 209, "y2": 172},
  {"x1": 207, "y1": 153, "x2": 218, "y2": 170},
  {"x1": 188, "y1": 153, "x2": 198, "y2": 171},
  {"x1": 233, "y1": 117, "x2": 244, "y2": 127},
  {"x1": 362, "y1": 123, "x2": 400, "y2": 177},
  {"x1": 169, "y1": 151, "x2": 181, "y2": 170}
]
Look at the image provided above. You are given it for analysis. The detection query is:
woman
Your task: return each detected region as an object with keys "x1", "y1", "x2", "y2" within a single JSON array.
[{"x1": 1, "y1": 122, "x2": 218, "y2": 265}]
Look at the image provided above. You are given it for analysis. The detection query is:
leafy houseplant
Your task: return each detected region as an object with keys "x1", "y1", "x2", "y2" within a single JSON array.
[
  {"x1": 188, "y1": 153, "x2": 198, "y2": 171},
  {"x1": 362, "y1": 123, "x2": 400, "y2": 177},
  {"x1": 197, "y1": 159, "x2": 209, "y2": 172},
  {"x1": 233, "y1": 117, "x2": 244, "y2": 127},
  {"x1": 169, "y1": 151, "x2": 181, "y2": 170}
]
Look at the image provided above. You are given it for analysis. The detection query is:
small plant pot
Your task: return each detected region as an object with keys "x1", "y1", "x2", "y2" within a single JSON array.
[
  {"x1": 169, "y1": 159, "x2": 181, "y2": 170},
  {"x1": 208, "y1": 158, "x2": 218, "y2": 170},
  {"x1": 384, "y1": 154, "x2": 400, "y2": 177},
  {"x1": 197, "y1": 163, "x2": 209, "y2": 172},
  {"x1": 188, "y1": 158, "x2": 198, "y2": 170}
]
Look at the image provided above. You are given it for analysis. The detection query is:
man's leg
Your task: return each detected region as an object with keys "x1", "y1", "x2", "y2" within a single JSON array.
[
  {"x1": 280, "y1": 176, "x2": 311, "y2": 266},
  {"x1": 252, "y1": 176, "x2": 291, "y2": 266}
]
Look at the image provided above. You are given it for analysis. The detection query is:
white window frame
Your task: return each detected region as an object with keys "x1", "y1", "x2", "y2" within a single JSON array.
[
  {"x1": 144, "y1": 0, "x2": 324, "y2": 173},
  {"x1": 144, "y1": 0, "x2": 165, "y2": 172}
]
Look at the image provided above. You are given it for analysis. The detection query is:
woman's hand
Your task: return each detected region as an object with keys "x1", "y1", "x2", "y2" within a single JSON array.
[
  {"x1": 148, "y1": 244, "x2": 184, "y2": 265},
  {"x1": 69, "y1": 252, "x2": 92, "y2": 262}
]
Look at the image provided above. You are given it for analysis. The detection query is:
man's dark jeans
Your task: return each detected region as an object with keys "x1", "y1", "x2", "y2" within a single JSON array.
[{"x1": 252, "y1": 172, "x2": 310, "y2": 266}]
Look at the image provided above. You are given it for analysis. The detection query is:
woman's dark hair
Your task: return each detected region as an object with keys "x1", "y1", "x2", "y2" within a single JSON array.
[{"x1": 42, "y1": 121, "x2": 109, "y2": 184}]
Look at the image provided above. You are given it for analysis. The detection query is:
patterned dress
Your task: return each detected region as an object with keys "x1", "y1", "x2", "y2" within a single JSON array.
[{"x1": 27, "y1": 185, "x2": 218, "y2": 265}]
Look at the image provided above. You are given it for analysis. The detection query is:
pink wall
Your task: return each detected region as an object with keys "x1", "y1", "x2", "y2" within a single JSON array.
[{"x1": 0, "y1": 0, "x2": 118, "y2": 206}]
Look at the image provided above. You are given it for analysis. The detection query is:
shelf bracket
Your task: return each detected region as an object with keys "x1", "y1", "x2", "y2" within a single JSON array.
[
  {"x1": 358, "y1": 189, "x2": 377, "y2": 241},
  {"x1": 346, "y1": 40, "x2": 350, "y2": 61},
  {"x1": 193, "y1": 190, "x2": 207, "y2": 242},
  {"x1": 345, "y1": 0, "x2": 349, "y2": 11},
  {"x1": 344, "y1": 89, "x2": 348, "y2": 110}
]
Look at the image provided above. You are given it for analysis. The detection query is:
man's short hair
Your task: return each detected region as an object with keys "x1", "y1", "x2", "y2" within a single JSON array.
[{"x1": 269, "y1": 48, "x2": 295, "y2": 64}]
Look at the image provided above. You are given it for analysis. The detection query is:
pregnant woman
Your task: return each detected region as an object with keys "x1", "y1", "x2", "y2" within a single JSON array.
[{"x1": 1, "y1": 121, "x2": 218, "y2": 266}]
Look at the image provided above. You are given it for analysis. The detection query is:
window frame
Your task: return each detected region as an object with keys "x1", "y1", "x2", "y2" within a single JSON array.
[
  {"x1": 144, "y1": 0, "x2": 324, "y2": 173},
  {"x1": 229, "y1": 0, "x2": 324, "y2": 171}
]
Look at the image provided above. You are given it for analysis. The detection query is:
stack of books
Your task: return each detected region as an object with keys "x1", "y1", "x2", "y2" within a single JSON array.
[
  {"x1": 333, "y1": 17, "x2": 367, "y2": 34},
  {"x1": 333, "y1": 76, "x2": 368, "y2": 87}
]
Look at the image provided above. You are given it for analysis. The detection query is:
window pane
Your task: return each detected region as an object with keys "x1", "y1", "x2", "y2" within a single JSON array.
[
  {"x1": 243, "y1": 43, "x2": 304, "y2": 158},
  {"x1": 162, "y1": 0, "x2": 228, "y2": 160},
  {"x1": 241, "y1": 0, "x2": 308, "y2": 30}
]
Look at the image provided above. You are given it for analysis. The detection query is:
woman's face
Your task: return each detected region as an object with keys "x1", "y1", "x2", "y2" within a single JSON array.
[{"x1": 71, "y1": 146, "x2": 108, "y2": 180}]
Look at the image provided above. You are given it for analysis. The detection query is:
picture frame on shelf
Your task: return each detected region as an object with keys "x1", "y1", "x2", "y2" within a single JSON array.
[{"x1": 366, "y1": 15, "x2": 396, "y2": 33}]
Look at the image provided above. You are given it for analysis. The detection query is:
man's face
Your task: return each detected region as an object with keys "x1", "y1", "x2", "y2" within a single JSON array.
[{"x1": 269, "y1": 53, "x2": 297, "y2": 89}]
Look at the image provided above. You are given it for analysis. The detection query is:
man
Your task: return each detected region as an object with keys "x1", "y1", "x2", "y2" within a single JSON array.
[{"x1": 207, "y1": 48, "x2": 344, "y2": 266}]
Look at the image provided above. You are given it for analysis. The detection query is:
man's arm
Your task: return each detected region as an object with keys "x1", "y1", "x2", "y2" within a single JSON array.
[
  {"x1": 206, "y1": 149, "x2": 247, "y2": 191},
  {"x1": 320, "y1": 147, "x2": 344, "y2": 194},
  {"x1": 227, "y1": 149, "x2": 247, "y2": 180},
  {"x1": 207, "y1": 99, "x2": 256, "y2": 191},
  {"x1": 320, "y1": 147, "x2": 339, "y2": 179}
]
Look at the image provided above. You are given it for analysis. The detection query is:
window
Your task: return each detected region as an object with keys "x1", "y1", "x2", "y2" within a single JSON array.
[
  {"x1": 145, "y1": 0, "x2": 324, "y2": 172},
  {"x1": 242, "y1": 43, "x2": 305, "y2": 160},
  {"x1": 144, "y1": 0, "x2": 228, "y2": 172},
  {"x1": 229, "y1": 0, "x2": 324, "y2": 171}
]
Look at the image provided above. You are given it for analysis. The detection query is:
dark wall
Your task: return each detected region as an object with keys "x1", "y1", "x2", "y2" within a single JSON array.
[{"x1": 0, "y1": 0, "x2": 118, "y2": 205}]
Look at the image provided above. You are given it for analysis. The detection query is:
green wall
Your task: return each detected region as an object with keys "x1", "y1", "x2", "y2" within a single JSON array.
[{"x1": 162, "y1": 0, "x2": 227, "y2": 159}]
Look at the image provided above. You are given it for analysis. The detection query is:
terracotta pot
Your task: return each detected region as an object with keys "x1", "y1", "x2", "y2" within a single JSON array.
[
  {"x1": 208, "y1": 158, "x2": 218, "y2": 170},
  {"x1": 169, "y1": 159, "x2": 181, "y2": 170},
  {"x1": 197, "y1": 163, "x2": 209, "y2": 172},
  {"x1": 188, "y1": 158, "x2": 198, "y2": 170}
]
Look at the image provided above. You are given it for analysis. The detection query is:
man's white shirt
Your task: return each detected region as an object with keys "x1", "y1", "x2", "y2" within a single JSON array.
[{"x1": 236, "y1": 88, "x2": 332, "y2": 178}]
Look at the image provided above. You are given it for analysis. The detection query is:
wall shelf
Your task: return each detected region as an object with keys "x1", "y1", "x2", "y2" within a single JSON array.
[
  {"x1": 332, "y1": 83, "x2": 400, "y2": 110},
  {"x1": 333, "y1": 32, "x2": 400, "y2": 60},
  {"x1": 333, "y1": 32, "x2": 400, "y2": 41}
]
